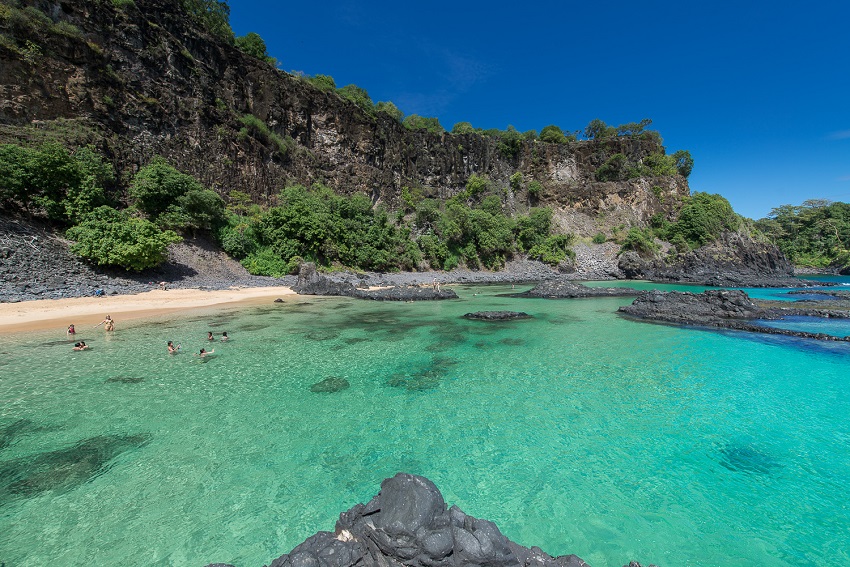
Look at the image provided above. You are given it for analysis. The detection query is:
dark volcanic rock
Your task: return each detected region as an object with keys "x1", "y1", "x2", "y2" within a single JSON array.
[
  {"x1": 262, "y1": 474, "x2": 620, "y2": 567},
  {"x1": 619, "y1": 289, "x2": 762, "y2": 324},
  {"x1": 619, "y1": 289, "x2": 850, "y2": 342},
  {"x1": 463, "y1": 311, "x2": 532, "y2": 320},
  {"x1": 519, "y1": 280, "x2": 640, "y2": 298},
  {"x1": 618, "y1": 232, "x2": 799, "y2": 287},
  {"x1": 294, "y1": 263, "x2": 458, "y2": 301}
]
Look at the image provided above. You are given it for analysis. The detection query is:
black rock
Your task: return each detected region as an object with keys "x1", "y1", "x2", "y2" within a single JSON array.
[
  {"x1": 619, "y1": 289, "x2": 850, "y2": 342},
  {"x1": 518, "y1": 280, "x2": 640, "y2": 298},
  {"x1": 463, "y1": 311, "x2": 532, "y2": 320},
  {"x1": 263, "y1": 474, "x2": 607, "y2": 567}
]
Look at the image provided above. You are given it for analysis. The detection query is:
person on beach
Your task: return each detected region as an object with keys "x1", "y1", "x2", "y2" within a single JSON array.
[
  {"x1": 95, "y1": 315, "x2": 114, "y2": 331},
  {"x1": 207, "y1": 331, "x2": 214, "y2": 341},
  {"x1": 198, "y1": 348, "x2": 214, "y2": 357},
  {"x1": 167, "y1": 341, "x2": 180, "y2": 354},
  {"x1": 221, "y1": 332, "x2": 229, "y2": 341},
  {"x1": 159, "y1": 281, "x2": 168, "y2": 291},
  {"x1": 67, "y1": 324, "x2": 76, "y2": 337},
  {"x1": 73, "y1": 341, "x2": 89, "y2": 351}
]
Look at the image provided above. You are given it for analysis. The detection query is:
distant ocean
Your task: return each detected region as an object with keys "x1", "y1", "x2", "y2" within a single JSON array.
[{"x1": 1, "y1": 280, "x2": 848, "y2": 567}]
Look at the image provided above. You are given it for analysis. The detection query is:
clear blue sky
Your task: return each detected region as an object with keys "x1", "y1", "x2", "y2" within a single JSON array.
[{"x1": 230, "y1": 1, "x2": 850, "y2": 220}]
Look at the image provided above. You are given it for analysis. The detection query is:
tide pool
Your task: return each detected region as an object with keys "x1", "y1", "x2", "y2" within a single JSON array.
[{"x1": 1, "y1": 284, "x2": 849, "y2": 567}]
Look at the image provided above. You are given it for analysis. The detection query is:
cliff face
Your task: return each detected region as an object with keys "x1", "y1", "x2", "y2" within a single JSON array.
[{"x1": 0, "y1": 0, "x2": 688, "y2": 233}]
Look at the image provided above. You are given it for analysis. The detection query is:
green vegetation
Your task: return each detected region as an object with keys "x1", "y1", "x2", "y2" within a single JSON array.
[
  {"x1": 403, "y1": 115, "x2": 444, "y2": 133},
  {"x1": 238, "y1": 114, "x2": 293, "y2": 157},
  {"x1": 642, "y1": 192, "x2": 741, "y2": 251},
  {"x1": 67, "y1": 207, "x2": 181, "y2": 271},
  {"x1": 181, "y1": 0, "x2": 232, "y2": 40},
  {"x1": 375, "y1": 101, "x2": 403, "y2": 122},
  {"x1": 306, "y1": 74, "x2": 336, "y2": 92},
  {"x1": 596, "y1": 149, "x2": 694, "y2": 181},
  {"x1": 539, "y1": 125, "x2": 575, "y2": 144},
  {"x1": 755, "y1": 200, "x2": 850, "y2": 269},
  {"x1": 0, "y1": 142, "x2": 112, "y2": 223},
  {"x1": 621, "y1": 227, "x2": 659, "y2": 257},
  {"x1": 592, "y1": 232, "x2": 607, "y2": 244},
  {"x1": 238, "y1": 184, "x2": 420, "y2": 275},
  {"x1": 336, "y1": 84, "x2": 374, "y2": 114},
  {"x1": 128, "y1": 156, "x2": 225, "y2": 232},
  {"x1": 235, "y1": 32, "x2": 276, "y2": 65}
]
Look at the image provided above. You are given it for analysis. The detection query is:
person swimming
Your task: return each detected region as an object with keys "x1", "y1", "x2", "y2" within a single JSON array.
[
  {"x1": 207, "y1": 331, "x2": 214, "y2": 341},
  {"x1": 72, "y1": 341, "x2": 89, "y2": 351},
  {"x1": 220, "y1": 332, "x2": 229, "y2": 341},
  {"x1": 198, "y1": 348, "x2": 214, "y2": 357},
  {"x1": 167, "y1": 341, "x2": 180, "y2": 354}
]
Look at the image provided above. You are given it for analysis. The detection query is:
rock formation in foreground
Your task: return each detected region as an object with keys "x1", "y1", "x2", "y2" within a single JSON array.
[
  {"x1": 204, "y1": 473, "x2": 659, "y2": 567},
  {"x1": 618, "y1": 289, "x2": 850, "y2": 341}
]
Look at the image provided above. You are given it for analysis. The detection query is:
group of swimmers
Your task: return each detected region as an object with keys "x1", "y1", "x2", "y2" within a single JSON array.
[
  {"x1": 67, "y1": 316, "x2": 114, "y2": 350},
  {"x1": 168, "y1": 331, "x2": 229, "y2": 357},
  {"x1": 68, "y1": 316, "x2": 227, "y2": 357}
]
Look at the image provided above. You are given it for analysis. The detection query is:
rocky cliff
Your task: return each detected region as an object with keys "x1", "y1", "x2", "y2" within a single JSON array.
[{"x1": 0, "y1": 0, "x2": 688, "y2": 233}]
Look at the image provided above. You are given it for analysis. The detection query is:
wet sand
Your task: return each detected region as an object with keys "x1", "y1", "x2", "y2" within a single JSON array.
[{"x1": 0, "y1": 286, "x2": 296, "y2": 334}]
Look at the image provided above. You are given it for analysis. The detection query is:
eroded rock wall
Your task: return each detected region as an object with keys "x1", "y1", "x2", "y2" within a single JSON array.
[{"x1": 0, "y1": 0, "x2": 688, "y2": 231}]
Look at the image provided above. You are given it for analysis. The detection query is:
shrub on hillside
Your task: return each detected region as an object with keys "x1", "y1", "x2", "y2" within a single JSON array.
[{"x1": 67, "y1": 206, "x2": 181, "y2": 270}]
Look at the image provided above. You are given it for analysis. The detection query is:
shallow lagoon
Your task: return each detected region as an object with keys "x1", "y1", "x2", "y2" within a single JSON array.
[{"x1": 1, "y1": 284, "x2": 849, "y2": 566}]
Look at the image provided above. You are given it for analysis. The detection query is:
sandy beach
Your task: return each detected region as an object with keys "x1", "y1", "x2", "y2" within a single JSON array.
[{"x1": 0, "y1": 286, "x2": 296, "y2": 334}]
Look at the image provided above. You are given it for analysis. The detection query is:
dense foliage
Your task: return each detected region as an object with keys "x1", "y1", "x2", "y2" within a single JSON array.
[
  {"x1": 0, "y1": 142, "x2": 113, "y2": 223},
  {"x1": 66, "y1": 207, "x2": 181, "y2": 271},
  {"x1": 235, "y1": 32, "x2": 276, "y2": 65},
  {"x1": 755, "y1": 200, "x2": 850, "y2": 269},
  {"x1": 129, "y1": 156, "x2": 226, "y2": 232}
]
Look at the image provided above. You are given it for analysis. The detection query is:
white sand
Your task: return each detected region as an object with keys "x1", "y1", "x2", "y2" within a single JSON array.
[{"x1": 0, "y1": 286, "x2": 296, "y2": 334}]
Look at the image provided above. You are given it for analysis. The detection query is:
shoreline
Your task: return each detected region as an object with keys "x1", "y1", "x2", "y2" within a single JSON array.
[{"x1": 0, "y1": 286, "x2": 296, "y2": 334}]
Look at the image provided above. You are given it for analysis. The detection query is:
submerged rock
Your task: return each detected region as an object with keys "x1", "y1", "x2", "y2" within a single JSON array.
[
  {"x1": 309, "y1": 377, "x2": 350, "y2": 393},
  {"x1": 0, "y1": 434, "x2": 150, "y2": 504},
  {"x1": 463, "y1": 311, "x2": 532, "y2": 321}
]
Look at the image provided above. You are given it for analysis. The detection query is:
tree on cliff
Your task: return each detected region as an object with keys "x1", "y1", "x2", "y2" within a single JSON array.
[{"x1": 235, "y1": 32, "x2": 276, "y2": 65}]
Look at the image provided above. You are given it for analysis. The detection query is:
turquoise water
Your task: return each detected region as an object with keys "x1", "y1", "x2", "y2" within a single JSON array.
[
  {"x1": 755, "y1": 316, "x2": 850, "y2": 337},
  {"x1": 585, "y1": 276, "x2": 850, "y2": 302},
  {"x1": 1, "y1": 285, "x2": 849, "y2": 567}
]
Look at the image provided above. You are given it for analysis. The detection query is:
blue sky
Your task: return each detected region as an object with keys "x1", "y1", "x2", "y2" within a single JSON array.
[{"x1": 230, "y1": 1, "x2": 850, "y2": 220}]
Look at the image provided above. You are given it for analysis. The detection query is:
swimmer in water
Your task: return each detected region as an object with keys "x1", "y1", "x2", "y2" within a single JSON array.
[
  {"x1": 167, "y1": 341, "x2": 180, "y2": 354},
  {"x1": 67, "y1": 324, "x2": 76, "y2": 337},
  {"x1": 72, "y1": 341, "x2": 89, "y2": 351},
  {"x1": 207, "y1": 331, "x2": 214, "y2": 341},
  {"x1": 95, "y1": 315, "x2": 114, "y2": 331},
  {"x1": 198, "y1": 348, "x2": 214, "y2": 357},
  {"x1": 220, "y1": 332, "x2": 229, "y2": 341}
]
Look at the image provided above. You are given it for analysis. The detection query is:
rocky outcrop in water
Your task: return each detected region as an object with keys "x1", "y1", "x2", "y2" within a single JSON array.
[
  {"x1": 517, "y1": 280, "x2": 640, "y2": 298},
  {"x1": 617, "y1": 232, "x2": 797, "y2": 287},
  {"x1": 618, "y1": 289, "x2": 850, "y2": 341},
  {"x1": 294, "y1": 263, "x2": 458, "y2": 301},
  {"x1": 463, "y1": 311, "x2": 532, "y2": 320},
  {"x1": 214, "y1": 473, "x2": 658, "y2": 567}
]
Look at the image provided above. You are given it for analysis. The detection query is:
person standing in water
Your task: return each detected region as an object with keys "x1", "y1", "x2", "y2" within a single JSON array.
[
  {"x1": 95, "y1": 315, "x2": 114, "y2": 331},
  {"x1": 220, "y1": 332, "x2": 229, "y2": 341},
  {"x1": 67, "y1": 324, "x2": 76, "y2": 337},
  {"x1": 167, "y1": 341, "x2": 180, "y2": 354},
  {"x1": 207, "y1": 331, "x2": 214, "y2": 341}
]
